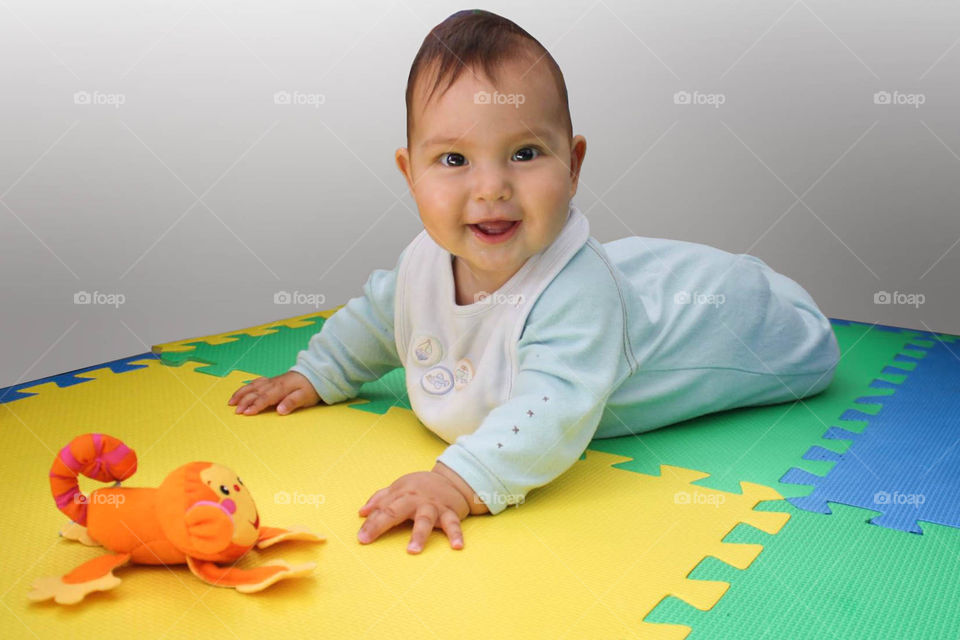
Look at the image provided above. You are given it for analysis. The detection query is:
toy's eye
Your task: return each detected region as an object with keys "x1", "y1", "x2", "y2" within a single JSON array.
[
  {"x1": 237, "y1": 477, "x2": 243, "y2": 485},
  {"x1": 219, "y1": 485, "x2": 230, "y2": 496}
]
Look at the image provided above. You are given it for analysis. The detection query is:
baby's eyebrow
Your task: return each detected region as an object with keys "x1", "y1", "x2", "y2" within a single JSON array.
[
  {"x1": 420, "y1": 128, "x2": 556, "y2": 149},
  {"x1": 420, "y1": 135, "x2": 463, "y2": 148}
]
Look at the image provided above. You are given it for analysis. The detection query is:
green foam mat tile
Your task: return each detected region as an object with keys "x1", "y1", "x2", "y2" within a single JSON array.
[
  {"x1": 645, "y1": 501, "x2": 960, "y2": 638},
  {"x1": 586, "y1": 321, "x2": 930, "y2": 497},
  {"x1": 158, "y1": 321, "x2": 326, "y2": 378}
]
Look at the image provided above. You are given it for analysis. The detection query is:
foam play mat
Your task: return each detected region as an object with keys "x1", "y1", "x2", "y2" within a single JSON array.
[{"x1": 2, "y1": 309, "x2": 959, "y2": 639}]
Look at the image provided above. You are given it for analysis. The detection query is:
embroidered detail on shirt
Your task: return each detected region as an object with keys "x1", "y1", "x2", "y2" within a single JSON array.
[
  {"x1": 421, "y1": 366, "x2": 453, "y2": 395},
  {"x1": 412, "y1": 335, "x2": 442, "y2": 367},
  {"x1": 453, "y1": 358, "x2": 474, "y2": 390},
  {"x1": 527, "y1": 409, "x2": 535, "y2": 417}
]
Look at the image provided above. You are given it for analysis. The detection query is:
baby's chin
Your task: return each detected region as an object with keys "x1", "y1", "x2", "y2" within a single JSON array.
[{"x1": 455, "y1": 247, "x2": 535, "y2": 282}]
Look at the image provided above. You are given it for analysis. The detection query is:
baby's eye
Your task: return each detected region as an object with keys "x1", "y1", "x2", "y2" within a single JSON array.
[
  {"x1": 512, "y1": 147, "x2": 540, "y2": 162},
  {"x1": 439, "y1": 152, "x2": 467, "y2": 167},
  {"x1": 219, "y1": 485, "x2": 230, "y2": 496}
]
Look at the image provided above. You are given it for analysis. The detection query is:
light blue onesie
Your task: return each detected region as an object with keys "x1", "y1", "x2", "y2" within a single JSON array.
[{"x1": 291, "y1": 205, "x2": 840, "y2": 514}]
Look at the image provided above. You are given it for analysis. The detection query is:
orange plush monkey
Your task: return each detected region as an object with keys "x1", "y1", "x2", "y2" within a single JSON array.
[{"x1": 29, "y1": 433, "x2": 325, "y2": 605}]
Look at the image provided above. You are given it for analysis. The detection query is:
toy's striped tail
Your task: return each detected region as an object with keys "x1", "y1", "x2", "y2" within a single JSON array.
[{"x1": 49, "y1": 434, "x2": 138, "y2": 526}]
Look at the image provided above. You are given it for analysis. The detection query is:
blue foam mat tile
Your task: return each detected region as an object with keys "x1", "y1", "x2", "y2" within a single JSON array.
[
  {"x1": 837, "y1": 408, "x2": 878, "y2": 423},
  {"x1": 780, "y1": 338, "x2": 960, "y2": 533},
  {"x1": 801, "y1": 446, "x2": 843, "y2": 463},
  {"x1": 822, "y1": 426, "x2": 859, "y2": 441},
  {"x1": 0, "y1": 352, "x2": 157, "y2": 404}
]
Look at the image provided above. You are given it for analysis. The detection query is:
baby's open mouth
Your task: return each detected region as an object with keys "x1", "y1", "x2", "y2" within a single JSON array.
[{"x1": 469, "y1": 220, "x2": 520, "y2": 239}]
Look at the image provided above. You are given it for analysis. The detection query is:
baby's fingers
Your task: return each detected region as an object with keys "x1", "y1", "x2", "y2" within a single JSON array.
[
  {"x1": 358, "y1": 496, "x2": 415, "y2": 544},
  {"x1": 236, "y1": 386, "x2": 282, "y2": 416},
  {"x1": 228, "y1": 377, "x2": 268, "y2": 406},
  {"x1": 276, "y1": 389, "x2": 308, "y2": 415},
  {"x1": 407, "y1": 503, "x2": 439, "y2": 554},
  {"x1": 438, "y1": 510, "x2": 464, "y2": 550},
  {"x1": 358, "y1": 488, "x2": 390, "y2": 517}
]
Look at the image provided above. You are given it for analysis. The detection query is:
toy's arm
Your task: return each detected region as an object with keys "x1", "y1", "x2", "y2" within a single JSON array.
[
  {"x1": 28, "y1": 552, "x2": 131, "y2": 605},
  {"x1": 186, "y1": 556, "x2": 316, "y2": 593},
  {"x1": 256, "y1": 525, "x2": 326, "y2": 549},
  {"x1": 59, "y1": 521, "x2": 101, "y2": 547}
]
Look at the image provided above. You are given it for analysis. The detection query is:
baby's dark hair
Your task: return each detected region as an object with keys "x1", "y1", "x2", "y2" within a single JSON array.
[{"x1": 404, "y1": 9, "x2": 573, "y2": 146}]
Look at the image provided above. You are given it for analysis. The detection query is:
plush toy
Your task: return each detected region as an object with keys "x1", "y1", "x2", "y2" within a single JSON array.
[{"x1": 29, "y1": 433, "x2": 325, "y2": 605}]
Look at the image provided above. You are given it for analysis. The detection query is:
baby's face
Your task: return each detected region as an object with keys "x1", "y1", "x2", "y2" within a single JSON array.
[{"x1": 396, "y1": 56, "x2": 586, "y2": 291}]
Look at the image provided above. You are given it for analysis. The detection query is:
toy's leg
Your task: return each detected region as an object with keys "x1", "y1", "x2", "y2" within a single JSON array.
[
  {"x1": 256, "y1": 525, "x2": 326, "y2": 549},
  {"x1": 59, "y1": 521, "x2": 101, "y2": 547},
  {"x1": 186, "y1": 556, "x2": 316, "y2": 593},
  {"x1": 28, "y1": 553, "x2": 131, "y2": 605}
]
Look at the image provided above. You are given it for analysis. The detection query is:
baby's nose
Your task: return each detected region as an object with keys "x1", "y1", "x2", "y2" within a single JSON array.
[{"x1": 233, "y1": 484, "x2": 241, "y2": 492}]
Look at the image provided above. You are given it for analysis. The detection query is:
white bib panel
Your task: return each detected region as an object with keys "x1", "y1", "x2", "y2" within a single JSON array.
[{"x1": 393, "y1": 206, "x2": 591, "y2": 443}]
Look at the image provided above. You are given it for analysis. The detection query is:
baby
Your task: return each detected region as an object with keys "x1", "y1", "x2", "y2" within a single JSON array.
[{"x1": 228, "y1": 9, "x2": 840, "y2": 554}]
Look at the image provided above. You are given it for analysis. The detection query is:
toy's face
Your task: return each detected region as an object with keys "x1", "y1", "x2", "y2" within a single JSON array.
[{"x1": 200, "y1": 464, "x2": 260, "y2": 547}]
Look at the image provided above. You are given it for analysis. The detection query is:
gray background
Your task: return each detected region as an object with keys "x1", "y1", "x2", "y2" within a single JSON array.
[{"x1": 1, "y1": 0, "x2": 958, "y2": 389}]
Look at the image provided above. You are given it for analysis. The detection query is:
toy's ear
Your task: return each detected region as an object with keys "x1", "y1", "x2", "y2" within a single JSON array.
[{"x1": 183, "y1": 501, "x2": 234, "y2": 555}]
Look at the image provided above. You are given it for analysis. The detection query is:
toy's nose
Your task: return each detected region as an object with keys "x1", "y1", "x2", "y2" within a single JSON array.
[{"x1": 233, "y1": 484, "x2": 240, "y2": 492}]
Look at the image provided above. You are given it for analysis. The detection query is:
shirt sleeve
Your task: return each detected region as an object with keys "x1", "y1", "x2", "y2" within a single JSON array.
[
  {"x1": 289, "y1": 248, "x2": 406, "y2": 405},
  {"x1": 436, "y1": 247, "x2": 633, "y2": 515}
]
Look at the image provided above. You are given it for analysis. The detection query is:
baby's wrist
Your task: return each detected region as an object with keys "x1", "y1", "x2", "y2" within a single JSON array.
[{"x1": 431, "y1": 463, "x2": 488, "y2": 515}]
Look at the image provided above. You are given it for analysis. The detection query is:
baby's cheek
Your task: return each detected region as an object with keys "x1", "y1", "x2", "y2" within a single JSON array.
[{"x1": 426, "y1": 188, "x2": 462, "y2": 216}]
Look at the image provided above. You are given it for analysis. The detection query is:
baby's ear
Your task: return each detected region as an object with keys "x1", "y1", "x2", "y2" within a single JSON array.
[
  {"x1": 183, "y1": 501, "x2": 234, "y2": 555},
  {"x1": 569, "y1": 135, "x2": 587, "y2": 194},
  {"x1": 395, "y1": 147, "x2": 415, "y2": 189}
]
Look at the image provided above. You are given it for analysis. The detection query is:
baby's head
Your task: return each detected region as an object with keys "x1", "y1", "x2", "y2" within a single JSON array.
[{"x1": 395, "y1": 10, "x2": 587, "y2": 290}]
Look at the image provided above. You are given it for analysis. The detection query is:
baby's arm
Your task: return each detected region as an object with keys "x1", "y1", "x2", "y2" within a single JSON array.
[
  {"x1": 230, "y1": 248, "x2": 406, "y2": 415},
  {"x1": 354, "y1": 269, "x2": 629, "y2": 551},
  {"x1": 437, "y1": 263, "x2": 631, "y2": 515},
  {"x1": 288, "y1": 253, "x2": 405, "y2": 405}
]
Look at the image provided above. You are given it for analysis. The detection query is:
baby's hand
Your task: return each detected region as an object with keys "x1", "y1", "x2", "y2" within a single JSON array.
[
  {"x1": 228, "y1": 371, "x2": 321, "y2": 416},
  {"x1": 357, "y1": 470, "x2": 470, "y2": 553}
]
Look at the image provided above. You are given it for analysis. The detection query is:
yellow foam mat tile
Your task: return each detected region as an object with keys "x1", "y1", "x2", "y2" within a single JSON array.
[
  {"x1": 1, "y1": 359, "x2": 787, "y2": 639},
  {"x1": 152, "y1": 308, "x2": 341, "y2": 354}
]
